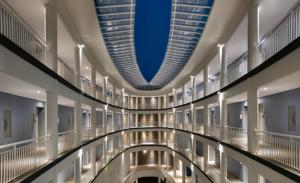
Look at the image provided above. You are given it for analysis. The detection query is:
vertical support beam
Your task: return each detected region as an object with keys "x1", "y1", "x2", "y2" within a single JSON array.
[
  {"x1": 182, "y1": 161, "x2": 186, "y2": 183},
  {"x1": 173, "y1": 89, "x2": 176, "y2": 107},
  {"x1": 135, "y1": 131, "x2": 138, "y2": 145},
  {"x1": 220, "y1": 92, "x2": 227, "y2": 139},
  {"x1": 121, "y1": 89, "x2": 125, "y2": 108},
  {"x1": 74, "y1": 46, "x2": 82, "y2": 90},
  {"x1": 103, "y1": 77, "x2": 108, "y2": 103},
  {"x1": 247, "y1": 79, "x2": 258, "y2": 153},
  {"x1": 46, "y1": 89, "x2": 58, "y2": 160},
  {"x1": 135, "y1": 151, "x2": 138, "y2": 166},
  {"x1": 104, "y1": 105, "x2": 108, "y2": 134},
  {"x1": 191, "y1": 104, "x2": 195, "y2": 132},
  {"x1": 158, "y1": 151, "x2": 161, "y2": 166},
  {"x1": 248, "y1": 0, "x2": 260, "y2": 71},
  {"x1": 182, "y1": 86, "x2": 185, "y2": 104},
  {"x1": 203, "y1": 103, "x2": 209, "y2": 136},
  {"x1": 74, "y1": 156, "x2": 82, "y2": 183},
  {"x1": 74, "y1": 99, "x2": 82, "y2": 146},
  {"x1": 191, "y1": 135, "x2": 195, "y2": 161},
  {"x1": 203, "y1": 143, "x2": 209, "y2": 173},
  {"x1": 191, "y1": 76, "x2": 195, "y2": 102},
  {"x1": 91, "y1": 67, "x2": 96, "y2": 98},
  {"x1": 44, "y1": 2, "x2": 57, "y2": 72},
  {"x1": 104, "y1": 139, "x2": 107, "y2": 164},
  {"x1": 91, "y1": 102, "x2": 96, "y2": 138},
  {"x1": 91, "y1": 146, "x2": 96, "y2": 177},
  {"x1": 173, "y1": 156, "x2": 177, "y2": 177},
  {"x1": 203, "y1": 65, "x2": 208, "y2": 96},
  {"x1": 112, "y1": 85, "x2": 116, "y2": 105},
  {"x1": 128, "y1": 94, "x2": 131, "y2": 109},
  {"x1": 166, "y1": 94, "x2": 169, "y2": 108},
  {"x1": 221, "y1": 152, "x2": 227, "y2": 183},
  {"x1": 158, "y1": 113, "x2": 161, "y2": 127},
  {"x1": 219, "y1": 44, "x2": 227, "y2": 88}
]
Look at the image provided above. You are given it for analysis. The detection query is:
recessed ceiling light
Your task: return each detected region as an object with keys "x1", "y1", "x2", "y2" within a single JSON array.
[
  {"x1": 263, "y1": 88, "x2": 267, "y2": 91},
  {"x1": 37, "y1": 90, "x2": 41, "y2": 94}
]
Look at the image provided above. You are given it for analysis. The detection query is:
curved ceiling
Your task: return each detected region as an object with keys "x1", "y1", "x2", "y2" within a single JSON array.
[{"x1": 94, "y1": 0, "x2": 214, "y2": 90}]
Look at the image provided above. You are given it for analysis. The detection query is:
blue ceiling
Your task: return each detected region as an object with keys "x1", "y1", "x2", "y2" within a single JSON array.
[{"x1": 94, "y1": 0, "x2": 214, "y2": 90}]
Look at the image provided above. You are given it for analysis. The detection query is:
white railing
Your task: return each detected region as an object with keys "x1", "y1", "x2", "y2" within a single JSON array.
[
  {"x1": 224, "y1": 126, "x2": 248, "y2": 149},
  {"x1": 195, "y1": 89, "x2": 204, "y2": 100},
  {"x1": 226, "y1": 52, "x2": 247, "y2": 85},
  {"x1": 81, "y1": 127, "x2": 93, "y2": 141},
  {"x1": 58, "y1": 131, "x2": 74, "y2": 154},
  {"x1": 256, "y1": 131, "x2": 300, "y2": 171},
  {"x1": 0, "y1": 136, "x2": 48, "y2": 183},
  {"x1": 0, "y1": 3, "x2": 46, "y2": 64},
  {"x1": 257, "y1": 3, "x2": 300, "y2": 65},
  {"x1": 207, "y1": 125, "x2": 221, "y2": 139},
  {"x1": 96, "y1": 127, "x2": 105, "y2": 137},
  {"x1": 138, "y1": 122, "x2": 158, "y2": 127},
  {"x1": 207, "y1": 78, "x2": 220, "y2": 95},
  {"x1": 194, "y1": 124, "x2": 204, "y2": 135},
  {"x1": 81, "y1": 76, "x2": 92, "y2": 96},
  {"x1": 183, "y1": 123, "x2": 192, "y2": 131},
  {"x1": 57, "y1": 58, "x2": 74, "y2": 85}
]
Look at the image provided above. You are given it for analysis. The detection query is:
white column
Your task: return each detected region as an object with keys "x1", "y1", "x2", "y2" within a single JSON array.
[
  {"x1": 91, "y1": 102, "x2": 96, "y2": 138},
  {"x1": 104, "y1": 139, "x2": 107, "y2": 164},
  {"x1": 74, "y1": 156, "x2": 82, "y2": 183},
  {"x1": 103, "y1": 77, "x2": 108, "y2": 102},
  {"x1": 203, "y1": 143, "x2": 209, "y2": 173},
  {"x1": 44, "y1": 2, "x2": 57, "y2": 72},
  {"x1": 221, "y1": 152, "x2": 227, "y2": 183},
  {"x1": 173, "y1": 156, "x2": 177, "y2": 177},
  {"x1": 166, "y1": 94, "x2": 169, "y2": 108},
  {"x1": 91, "y1": 146, "x2": 96, "y2": 177},
  {"x1": 128, "y1": 94, "x2": 131, "y2": 109},
  {"x1": 74, "y1": 99, "x2": 82, "y2": 146},
  {"x1": 204, "y1": 65, "x2": 208, "y2": 96},
  {"x1": 191, "y1": 104, "x2": 195, "y2": 132},
  {"x1": 135, "y1": 151, "x2": 138, "y2": 166},
  {"x1": 182, "y1": 161, "x2": 186, "y2": 183},
  {"x1": 135, "y1": 131, "x2": 138, "y2": 145},
  {"x1": 46, "y1": 90, "x2": 58, "y2": 160},
  {"x1": 247, "y1": 80, "x2": 258, "y2": 153},
  {"x1": 158, "y1": 131, "x2": 161, "y2": 144},
  {"x1": 203, "y1": 103, "x2": 209, "y2": 136},
  {"x1": 121, "y1": 89, "x2": 125, "y2": 108},
  {"x1": 220, "y1": 93, "x2": 227, "y2": 139},
  {"x1": 248, "y1": 0, "x2": 260, "y2": 71},
  {"x1": 191, "y1": 135, "x2": 195, "y2": 161},
  {"x1": 91, "y1": 67, "x2": 96, "y2": 98},
  {"x1": 173, "y1": 89, "x2": 176, "y2": 107},
  {"x1": 219, "y1": 44, "x2": 227, "y2": 88},
  {"x1": 158, "y1": 151, "x2": 161, "y2": 166},
  {"x1": 112, "y1": 86, "x2": 116, "y2": 105},
  {"x1": 191, "y1": 76, "x2": 195, "y2": 101},
  {"x1": 182, "y1": 86, "x2": 185, "y2": 104},
  {"x1": 74, "y1": 46, "x2": 82, "y2": 89},
  {"x1": 158, "y1": 113, "x2": 161, "y2": 127},
  {"x1": 104, "y1": 105, "x2": 108, "y2": 134}
]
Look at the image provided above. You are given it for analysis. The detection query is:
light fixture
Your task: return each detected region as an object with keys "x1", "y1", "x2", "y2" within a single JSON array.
[
  {"x1": 263, "y1": 88, "x2": 268, "y2": 91},
  {"x1": 37, "y1": 90, "x2": 41, "y2": 94},
  {"x1": 77, "y1": 44, "x2": 85, "y2": 49},
  {"x1": 143, "y1": 150, "x2": 147, "y2": 154},
  {"x1": 85, "y1": 66, "x2": 89, "y2": 70},
  {"x1": 218, "y1": 143, "x2": 224, "y2": 153}
]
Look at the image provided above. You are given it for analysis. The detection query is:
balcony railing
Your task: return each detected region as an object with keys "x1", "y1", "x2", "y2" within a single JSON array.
[
  {"x1": 82, "y1": 127, "x2": 93, "y2": 141},
  {"x1": 207, "y1": 125, "x2": 221, "y2": 139},
  {"x1": 0, "y1": 3, "x2": 46, "y2": 64},
  {"x1": 0, "y1": 136, "x2": 48, "y2": 183},
  {"x1": 226, "y1": 52, "x2": 247, "y2": 85},
  {"x1": 256, "y1": 130, "x2": 300, "y2": 171},
  {"x1": 194, "y1": 124, "x2": 204, "y2": 135},
  {"x1": 224, "y1": 126, "x2": 248, "y2": 149},
  {"x1": 57, "y1": 58, "x2": 75, "y2": 85},
  {"x1": 58, "y1": 130, "x2": 74, "y2": 154},
  {"x1": 207, "y1": 78, "x2": 220, "y2": 95},
  {"x1": 257, "y1": 2, "x2": 300, "y2": 66}
]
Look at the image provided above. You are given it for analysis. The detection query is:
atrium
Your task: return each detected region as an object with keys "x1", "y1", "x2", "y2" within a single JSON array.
[{"x1": 0, "y1": 0, "x2": 299, "y2": 183}]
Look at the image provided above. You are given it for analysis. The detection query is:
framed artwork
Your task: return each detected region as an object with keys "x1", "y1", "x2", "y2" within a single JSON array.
[
  {"x1": 288, "y1": 105, "x2": 296, "y2": 131},
  {"x1": 3, "y1": 110, "x2": 12, "y2": 138}
]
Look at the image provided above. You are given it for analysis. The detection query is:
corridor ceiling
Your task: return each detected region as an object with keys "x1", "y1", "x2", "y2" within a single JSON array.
[{"x1": 94, "y1": 0, "x2": 214, "y2": 90}]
